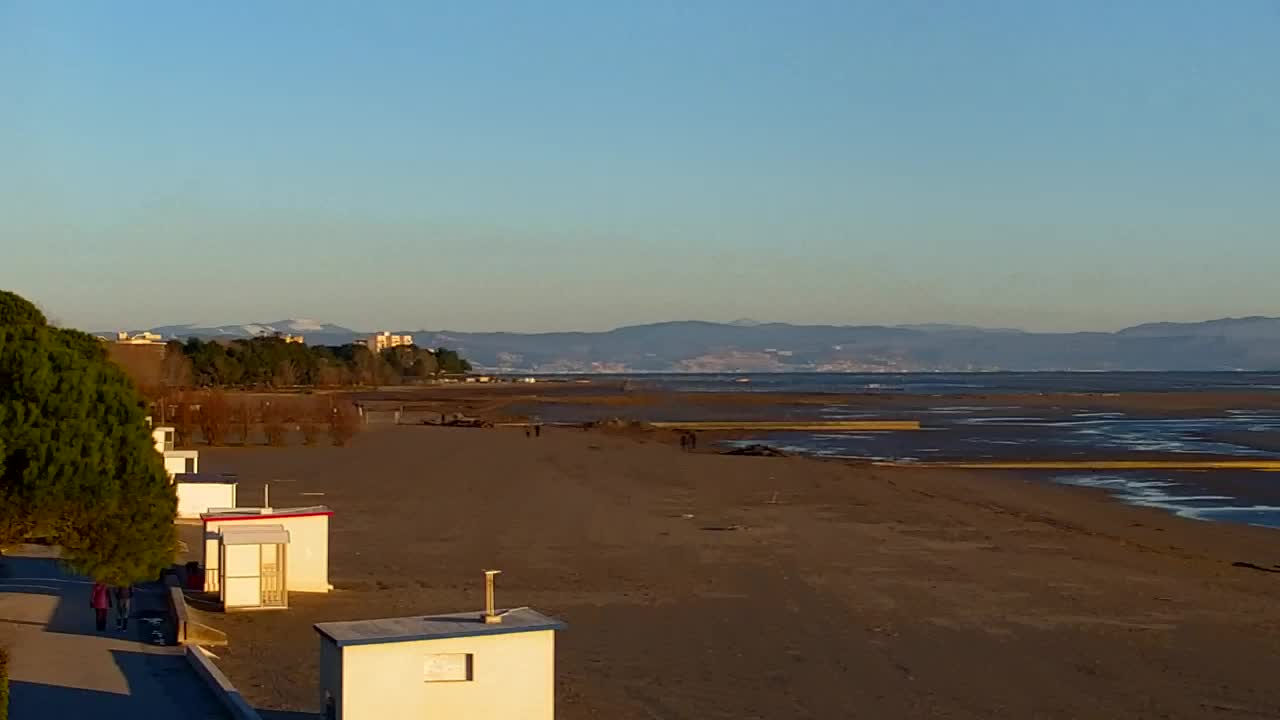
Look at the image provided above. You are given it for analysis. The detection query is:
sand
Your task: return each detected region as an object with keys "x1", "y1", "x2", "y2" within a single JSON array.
[{"x1": 191, "y1": 422, "x2": 1280, "y2": 719}]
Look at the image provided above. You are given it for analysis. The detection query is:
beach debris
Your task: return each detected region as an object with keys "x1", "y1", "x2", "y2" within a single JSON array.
[
  {"x1": 418, "y1": 412, "x2": 493, "y2": 428},
  {"x1": 589, "y1": 417, "x2": 653, "y2": 433},
  {"x1": 723, "y1": 444, "x2": 788, "y2": 457},
  {"x1": 1231, "y1": 561, "x2": 1280, "y2": 574},
  {"x1": 701, "y1": 524, "x2": 746, "y2": 532}
]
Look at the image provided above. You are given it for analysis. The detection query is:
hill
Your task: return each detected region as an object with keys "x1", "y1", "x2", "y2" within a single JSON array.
[{"x1": 107, "y1": 316, "x2": 1280, "y2": 372}]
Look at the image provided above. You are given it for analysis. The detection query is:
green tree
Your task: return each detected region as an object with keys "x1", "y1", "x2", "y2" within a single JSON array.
[
  {"x1": 169, "y1": 336, "x2": 470, "y2": 387},
  {"x1": 0, "y1": 290, "x2": 47, "y2": 326},
  {"x1": 435, "y1": 347, "x2": 472, "y2": 374},
  {"x1": 0, "y1": 291, "x2": 176, "y2": 584}
]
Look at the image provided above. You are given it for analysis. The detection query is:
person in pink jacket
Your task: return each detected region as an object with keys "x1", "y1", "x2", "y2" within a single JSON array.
[{"x1": 90, "y1": 582, "x2": 111, "y2": 632}]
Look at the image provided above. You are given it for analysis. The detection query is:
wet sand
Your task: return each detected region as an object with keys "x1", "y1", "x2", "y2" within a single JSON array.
[
  {"x1": 194, "y1": 423, "x2": 1280, "y2": 719},
  {"x1": 353, "y1": 384, "x2": 1280, "y2": 419}
]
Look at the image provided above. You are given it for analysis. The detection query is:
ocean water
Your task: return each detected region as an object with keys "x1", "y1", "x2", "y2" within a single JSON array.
[
  {"x1": 1051, "y1": 472, "x2": 1280, "y2": 529},
  {"x1": 618, "y1": 372, "x2": 1280, "y2": 530},
  {"x1": 630, "y1": 370, "x2": 1280, "y2": 395}
]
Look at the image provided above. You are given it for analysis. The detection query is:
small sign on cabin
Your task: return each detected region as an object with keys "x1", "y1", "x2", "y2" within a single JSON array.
[{"x1": 423, "y1": 653, "x2": 472, "y2": 682}]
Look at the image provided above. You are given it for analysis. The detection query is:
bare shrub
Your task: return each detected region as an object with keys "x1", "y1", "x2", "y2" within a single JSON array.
[
  {"x1": 174, "y1": 391, "x2": 195, "y2": 448},
  {"x1": 299, "y1": 398, "x2": 326, "y2": 446},
  {"x1": 198, "y1": 390, "x2": 232, "y2": 446},
  {"x1": 261, "y1": 400, "x2": 288, "y2": 447},
  {"x1": 235, "y1": 400, "x2": 254, "y2": 445},
  {"x1": 328, "y1": 399, "x2": 360, "y2": 447}
]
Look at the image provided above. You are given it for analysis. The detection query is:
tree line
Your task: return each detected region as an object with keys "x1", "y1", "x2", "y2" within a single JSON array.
[
  {"x1": 157, "y1": 390, "x2": 361, "y2": 448},
  {"x1": 164, "y1": 336, "x2": 472, "y2": 388}
]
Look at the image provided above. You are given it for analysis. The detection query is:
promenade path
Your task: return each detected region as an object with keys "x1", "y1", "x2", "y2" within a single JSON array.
[{"x1": 0, "y1": 545, "x2": 229, "y2": 719}]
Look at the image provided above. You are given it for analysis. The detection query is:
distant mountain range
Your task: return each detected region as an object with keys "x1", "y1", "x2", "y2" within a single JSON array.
[{"x1": 107, "y1": 316, "x2": 1280, "y2": 372}]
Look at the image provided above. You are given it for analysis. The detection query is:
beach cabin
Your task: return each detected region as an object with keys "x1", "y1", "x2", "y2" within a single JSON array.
[
  {"x1": 217, "y1": 524, "x2": 289, "y2": 610},
  {"x1": 174, "y1": 474, "x2": 238, "y2": 519},
  {"x1": 201, "y1": 506, "x2": 332, "y2": 595},
  {"x1": 315, "y1": 606, "x2": 565, "y2": 720},
  {"x1": 152, "y1": 425, "x2": 198, "y2": 479},
  {"x1": 162, "y1": 450, "x2": 199, "y2": 479},
  {"x1": 152, "y1": 426, "x2": 176, "y2": 452}
]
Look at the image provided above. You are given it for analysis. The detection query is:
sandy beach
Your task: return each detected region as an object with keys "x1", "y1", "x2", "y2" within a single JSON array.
[{"x1": 189, "y1": 416, "x2": 1280, "y2": 719}]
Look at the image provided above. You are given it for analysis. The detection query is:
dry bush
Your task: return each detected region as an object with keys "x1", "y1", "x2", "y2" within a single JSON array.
[
  {"x1": 174, "y1": 391, "x2": 195, "y2": 448},
  {"x1": 198, "y1": 390, "x2": 232, "y2": 446},
  {"x1": 328, "y1": 399, "x2": 360, "y2": 447},
  {"x1": 299, "y1": 398, "x2": 326, "y2": 446},
  {"x1": 261, "y1": 400, "x2": 288, "y2": 447},
  {"x1": 235, "y1": 400, "x2": 254, "y2": 445}
]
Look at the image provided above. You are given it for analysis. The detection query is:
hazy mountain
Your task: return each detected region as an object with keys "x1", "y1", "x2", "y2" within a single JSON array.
[
  {"x1": 893, "y1": 323, "x2": 1027, "y2": 334},
  {"x1": 1117, "y1": 316, "x2": 1280, "y2": 340},
  {"x1": 113, "y1": 317, "x2": 1280, "y2": 372}
]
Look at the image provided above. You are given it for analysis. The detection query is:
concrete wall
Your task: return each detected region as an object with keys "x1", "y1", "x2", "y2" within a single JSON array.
[
  {"x1": 177, "y1": 482, "x2": 236, "y2": 519},
  {"x1": 319, "y1": 636, "x2": 343, "y2": 718},
  {"x1": 204, "y1": 513, "x2": 330, "y2": 593},
  {"x1": 335, "y1": 630, "x2": 555, "y2": 720},
  {"x1": 186, "y1": 645, "x2": 264, "y2": 720}
]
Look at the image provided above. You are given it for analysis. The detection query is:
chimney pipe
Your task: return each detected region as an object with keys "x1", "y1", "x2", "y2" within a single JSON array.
[{"x1": 483, "y1": 569, "x2": 502, "y2": 624}]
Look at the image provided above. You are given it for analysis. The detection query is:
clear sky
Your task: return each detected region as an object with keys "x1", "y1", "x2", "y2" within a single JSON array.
[{"x1": 2, "y1": 1, "x2": 1278, "y2": 333}]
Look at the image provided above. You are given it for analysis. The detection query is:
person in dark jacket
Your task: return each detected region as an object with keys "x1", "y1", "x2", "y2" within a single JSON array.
[{"x1": 113, "y1": 585, "x2": 133, "y2": 631}]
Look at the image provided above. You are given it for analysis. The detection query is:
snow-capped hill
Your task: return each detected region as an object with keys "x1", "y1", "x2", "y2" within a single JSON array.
[
  {"x1": 283, "y1": 318, "x2": 327, "y2": 332},
  {"x1": 133, "y1": 321, "x2": 362, "y2": 345}
]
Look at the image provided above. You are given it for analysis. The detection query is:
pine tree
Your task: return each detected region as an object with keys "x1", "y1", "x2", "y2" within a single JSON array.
[{"x1": 0, "y1": 291, "x2": 176, "y2": 584}]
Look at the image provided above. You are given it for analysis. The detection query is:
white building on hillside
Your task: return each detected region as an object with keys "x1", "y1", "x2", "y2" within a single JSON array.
[
  {"x1": 362, "y1": 331, "x2": 414, "y2": 352},
  {"x1": 115, "y1": 330, "x2": 163, "y2": 344}
]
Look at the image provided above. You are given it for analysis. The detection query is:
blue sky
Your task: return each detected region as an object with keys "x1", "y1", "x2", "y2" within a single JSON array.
[{"x1": 2, "y1": 1, "x2": 1277, "y2": 332}]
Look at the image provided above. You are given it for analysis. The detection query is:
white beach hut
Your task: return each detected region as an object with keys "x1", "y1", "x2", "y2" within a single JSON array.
[
  {"x1": 201, "y1": 506, "x2": 332, "y2": 595},
  {"x1": 315, "y1": 583, "x2": 564, "y2": 720},
  {"x1": 174, "y1": 474, "x2": 238, "y2": 519},
  {"x1": 217, "y1": 523, "x2": 289, "y2": 610}
]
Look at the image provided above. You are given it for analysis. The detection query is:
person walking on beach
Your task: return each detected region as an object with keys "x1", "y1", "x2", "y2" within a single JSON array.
[
  {"x1": 90, "y1": 581, "x2": 111, "y2": 632},
  {"x1": 113, "y1": 584, "x2": 133, "y2": 631}
]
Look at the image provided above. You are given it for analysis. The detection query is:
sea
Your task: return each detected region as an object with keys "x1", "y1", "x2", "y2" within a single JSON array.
[{"x1": 616, "y1": 372, "x2": 1280, "y2": 530}]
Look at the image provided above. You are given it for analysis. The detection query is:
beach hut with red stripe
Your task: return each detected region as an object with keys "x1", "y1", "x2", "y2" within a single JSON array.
[{"x1": 201, "y1": 505, "x2": 333, "y2": 600}]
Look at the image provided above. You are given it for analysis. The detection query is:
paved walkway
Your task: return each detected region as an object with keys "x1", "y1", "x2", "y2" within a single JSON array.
[{"x1": 0, "y1": 546, "x2": 228, "y2": 719}]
